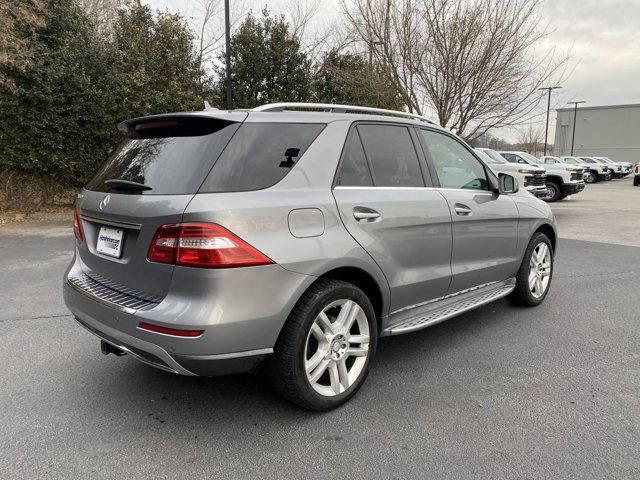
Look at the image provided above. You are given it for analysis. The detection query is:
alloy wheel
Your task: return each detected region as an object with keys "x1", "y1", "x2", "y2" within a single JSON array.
[
  {"x1": 304, "y1": 299, "x2": 370, "y2": 397},
  {"x1": 528, "y1": 242, "x2": 552, "y2": 299},
  {"x1": 543, "y1": 184, "x2": 556, "y2": 201}
]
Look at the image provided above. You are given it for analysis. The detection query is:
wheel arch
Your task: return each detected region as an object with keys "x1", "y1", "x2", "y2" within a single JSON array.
[
  {"x1": 311, "y1": 266, "x2": 387, "y2": 331},
  {"x1": 534, "y1": 223, "x2": 557, "y2": 253},
  {"x1": 544, "y1": 174, "x2": 563, "y2": 185}
]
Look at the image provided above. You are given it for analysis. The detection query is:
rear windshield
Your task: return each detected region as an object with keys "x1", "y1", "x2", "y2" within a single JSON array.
[
  {"x1": 86, "y1": 117, "x2": 240, "y2": 195},
  {"x1": 199, "y1": 123, "x2": 326, "y2": 192}
]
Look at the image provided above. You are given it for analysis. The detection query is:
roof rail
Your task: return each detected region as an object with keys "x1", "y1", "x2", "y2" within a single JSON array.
[{"x1": 251, "y1": 102, "x2": 435, "y2": 124}]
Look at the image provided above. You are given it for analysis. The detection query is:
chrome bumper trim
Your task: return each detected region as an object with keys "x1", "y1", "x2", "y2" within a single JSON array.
[
  {"x1": 176, "y1": 348, "x2": 274, "y2": 361},
  {"x1": 67, "y1": 278, "x2": 138, "y2": 314},
  {"x1": 79, "y1": 214, "x2": 141, "y2": 230}
]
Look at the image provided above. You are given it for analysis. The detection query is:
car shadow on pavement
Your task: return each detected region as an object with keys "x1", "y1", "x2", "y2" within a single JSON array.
[{"x1": 74, "y1": 298, "x2": 526, "y2": 428}]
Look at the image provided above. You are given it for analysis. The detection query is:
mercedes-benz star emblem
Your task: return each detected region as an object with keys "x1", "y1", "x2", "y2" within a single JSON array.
[{"x1": 99, "y1": 194, "x2": 111, "y2": 211}]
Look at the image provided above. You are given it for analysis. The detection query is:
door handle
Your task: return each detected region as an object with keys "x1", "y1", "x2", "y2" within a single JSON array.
[
  {"x1": 353, "y1": 207, "x2": 381, "y2": 222},
  {"x1": 454, "y1": 204, "x2": 473, "y2": 216}
]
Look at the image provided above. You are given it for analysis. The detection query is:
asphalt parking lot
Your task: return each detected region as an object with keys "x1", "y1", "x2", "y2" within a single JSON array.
[{"x1": 1, "y1": 178, "x2": 638, "y2": 479}]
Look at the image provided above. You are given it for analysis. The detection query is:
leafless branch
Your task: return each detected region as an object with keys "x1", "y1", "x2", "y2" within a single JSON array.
[{"x1": 341, "y1": 0, "x2": 571, "y2": 140}]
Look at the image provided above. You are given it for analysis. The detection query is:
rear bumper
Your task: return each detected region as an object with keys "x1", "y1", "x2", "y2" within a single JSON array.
[
  {"x1": 63, "y1": 253, "x2": 314, "y2": 376},
  {"x1": 73, "y1": 314, "x2": 272, "y2": 376},
  {"x1": 562, "y1": 182, "x2": 585, "y2": 196}
]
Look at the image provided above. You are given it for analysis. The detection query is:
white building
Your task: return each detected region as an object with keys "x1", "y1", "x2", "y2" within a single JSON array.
[{"x1": 553, "y1": 103, "x2": 640, "y2": 162}]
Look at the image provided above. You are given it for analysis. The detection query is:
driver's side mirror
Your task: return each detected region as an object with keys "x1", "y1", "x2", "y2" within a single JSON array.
[{"x1": 499, "y1": 173, "x2": 518, "y2": 194}]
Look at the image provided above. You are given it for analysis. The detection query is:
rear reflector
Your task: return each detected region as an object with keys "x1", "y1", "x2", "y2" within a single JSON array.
[
  {"x1": 147, "y1": 223, "x2": 272, "y2": 268},
  {"x1": 73, "y1": 208, "x2": 83, "y2": 243},
  {"x1": 138, "y1": 322, "x2": 204, "y2": 337}
]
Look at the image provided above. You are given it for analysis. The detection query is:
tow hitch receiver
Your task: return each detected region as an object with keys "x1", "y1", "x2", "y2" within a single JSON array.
[{"x1": 101, "y1": 340, "x2": 126, "y2": 356}]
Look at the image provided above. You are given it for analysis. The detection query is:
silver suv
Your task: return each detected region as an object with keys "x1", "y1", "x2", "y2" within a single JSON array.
[{"x1": 63, "y1": 103, "x2": 557, "y2": 410}]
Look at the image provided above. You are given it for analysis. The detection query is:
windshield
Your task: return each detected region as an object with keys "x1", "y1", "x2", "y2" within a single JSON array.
[
  {"x1": 480, "y1": 148, "x2": 507, "y2": 164},
  {"x1": 520, "y1": 152, "x2": 542, "y2": 164},
  {"x1": 570, "y1": 157, "x2": 588, "y2": 164},
  {"x1": 475, "y1": 148, "x2": 505, "y2": 164}
]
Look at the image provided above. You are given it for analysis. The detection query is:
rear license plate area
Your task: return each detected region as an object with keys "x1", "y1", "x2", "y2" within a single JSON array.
[{"x1": 96, "y1": 226, "x2": 124, "y2": 258}]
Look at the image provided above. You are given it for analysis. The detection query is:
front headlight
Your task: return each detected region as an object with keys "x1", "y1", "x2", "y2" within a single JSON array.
[
  {"x1": 518, "y1": 169, "x2": 534, "y2": 174},
  {"x1": 565, "y1": 167, "x2": 577, "y2": 172}
]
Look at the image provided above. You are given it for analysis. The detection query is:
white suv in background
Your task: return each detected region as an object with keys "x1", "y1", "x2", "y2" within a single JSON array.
[
  {"x1": 499, "y1": 151, "x2": 585, "y2": 202},
  {"x1": 475, "y1": 148, "x2": 547, "y2": 198}
]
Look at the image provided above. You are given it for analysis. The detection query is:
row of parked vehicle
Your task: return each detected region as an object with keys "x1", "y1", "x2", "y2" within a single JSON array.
[{"x1": 473, "y1": 148, "x2": 634, "y2": 202}]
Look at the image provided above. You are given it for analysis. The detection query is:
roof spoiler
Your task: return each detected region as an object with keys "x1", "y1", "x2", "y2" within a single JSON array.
[{"x1": 117, "y1": 111, "x2": 247, "y2": 136}]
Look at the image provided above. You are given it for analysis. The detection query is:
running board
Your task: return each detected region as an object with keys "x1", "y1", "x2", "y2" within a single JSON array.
[{"x1": 382, "y1": 279, "x2": 516, "y2": 336}]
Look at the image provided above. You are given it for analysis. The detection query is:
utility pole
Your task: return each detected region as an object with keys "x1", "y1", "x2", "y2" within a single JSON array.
[
  {"x1": 538, "y1": 86, "x2": 562, "y2": 155},
  {"x1": 224, "y1": 0, "x2": 232, "y2": 110},
  {"x1": 567, "y1": 101, "x2": 586, "y2": 156}
]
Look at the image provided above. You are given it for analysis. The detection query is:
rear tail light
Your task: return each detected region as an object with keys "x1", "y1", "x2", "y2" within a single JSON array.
[
  {"x1": 635, "y1": 165, "x2": 639, "y2": 174},
  {"x1": 73, "y1": 208, "x2": 83, "y2": 243},
  {"x1": 138, "y1": 322, "x2": 203, "y2": 337},
  {"x1": 147, "y1": 223, "x2": 273, "y2": 268}
]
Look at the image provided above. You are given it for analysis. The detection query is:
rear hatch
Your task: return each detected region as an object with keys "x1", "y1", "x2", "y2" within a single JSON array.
[{"x1": 76, "y1": 112, "x2": 247, "y2": 297}]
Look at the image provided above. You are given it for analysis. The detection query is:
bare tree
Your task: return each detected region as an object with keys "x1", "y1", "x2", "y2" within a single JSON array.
[
  {"x1": 192, "y1": 0, "x2": 247, "y2": 70},
  {"x1": 341, "y1": 0, "x2": 570, "y2": 141},
  {"x1": 0, "y1": 0, "x2": 46, "y2": 93},
  {"x1": 283, "y1": 0, "x2": 346, "y2": 64},
  {"x1": 286, "y1": 0, "x2": 320, "y2": 42},
  {"x1": 517, "y1": 124, "x2": 544, "y2": 155}
]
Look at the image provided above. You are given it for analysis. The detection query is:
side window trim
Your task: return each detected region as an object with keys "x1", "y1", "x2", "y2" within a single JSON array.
[
  {"x1": 415, "y1": 126, "x2": 442, "y2": 188},
  {"x1": 354, "y1": 127, "x2": 377, "y2": 186},
  {"x1": 408, "y1": 126, "x2": 434, "y2": 187}
]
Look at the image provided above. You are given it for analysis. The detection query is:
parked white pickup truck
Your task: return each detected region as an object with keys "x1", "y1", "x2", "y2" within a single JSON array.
[
  {"x1": 474, "y1": 148, "x2": 548, "y2": 198},
  {"x1": 593, "y1": 157, "x2": 632, "y2": 177},
  {"x1": 541, "y1": 156, "x2": 608, "y2": 183},
  {"x1": 499, "y1": 151, "x2": 585, "y2": 202}
]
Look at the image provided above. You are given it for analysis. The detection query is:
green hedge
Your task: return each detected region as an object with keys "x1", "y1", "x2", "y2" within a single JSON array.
[{"x1": 0, "y1": 0, "x2": 209, "y2": 189}]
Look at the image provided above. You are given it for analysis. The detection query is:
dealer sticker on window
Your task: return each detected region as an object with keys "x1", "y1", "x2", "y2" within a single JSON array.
[{"x1": 96, "y1": 226, "x2": 124, "y2": 258}]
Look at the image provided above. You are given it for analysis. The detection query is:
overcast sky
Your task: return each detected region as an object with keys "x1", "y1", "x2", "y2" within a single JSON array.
[{"x1": 147, "y1": 0, "x2": 640, "y2": 141}]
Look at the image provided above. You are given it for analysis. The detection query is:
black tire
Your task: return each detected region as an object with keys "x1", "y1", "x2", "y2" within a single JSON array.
[
  {"x1": 543, "y1": 181, "x2": 561, "y2": 202},
  {"x1": 585, "y1": 172, "x2": 596, "y2": 183},
  {"x1": 634, "y1": 176, "x2": 640, "y2": 186},
  {"x1": 269, "y1": 278, "x2": 377, "y2": 411},
  {"x1": 508, "y1": 232, "x2": 554, "y2": 307}
]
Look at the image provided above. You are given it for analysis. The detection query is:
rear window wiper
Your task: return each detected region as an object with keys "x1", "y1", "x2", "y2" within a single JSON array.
[{"x1": 104, "y1": 179, "x2": 152, "y2": 191}]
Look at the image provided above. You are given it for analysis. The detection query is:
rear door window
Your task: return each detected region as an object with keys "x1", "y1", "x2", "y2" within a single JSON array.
[
  {"x1": 86, "y1": 117, "x2": 240, "y2": 195},
  {"x1": 356, "y1": 124, "x2": 425, "y2": 187},
  {"x1": 200, "y1": 123, "x2": 325, "y2": 192}
]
